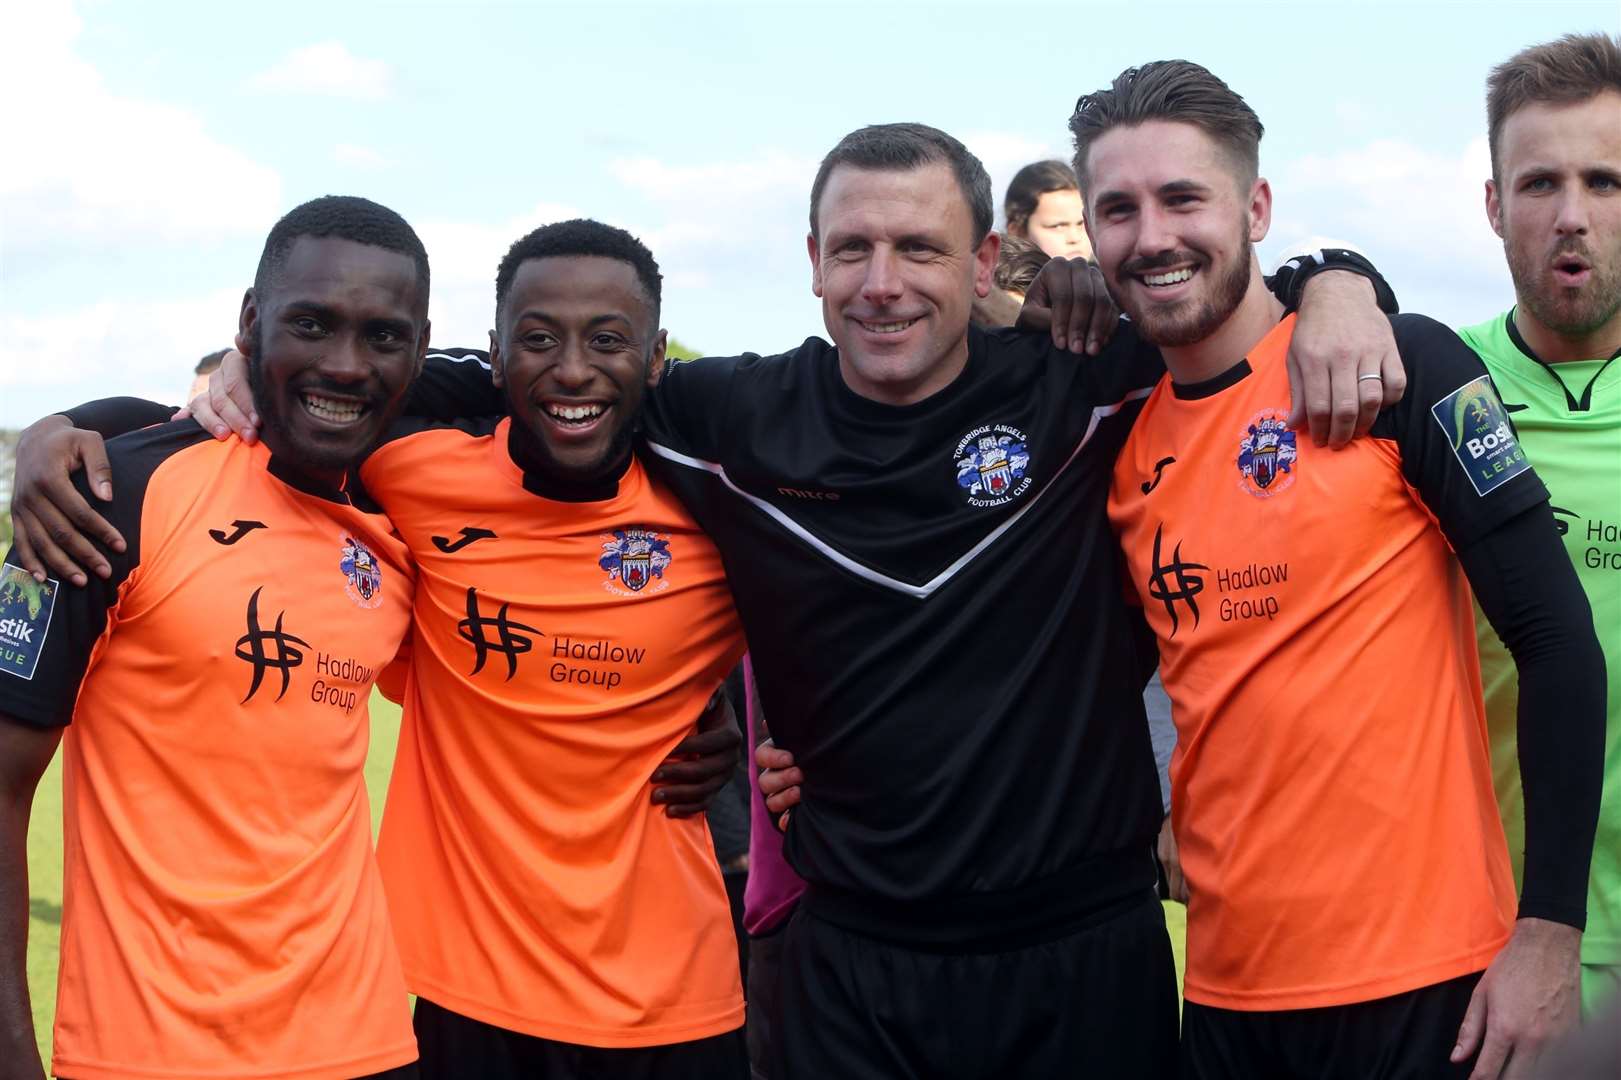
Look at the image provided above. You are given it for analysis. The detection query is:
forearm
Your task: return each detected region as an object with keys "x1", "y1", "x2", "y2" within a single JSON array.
[
  {"x1": 0, "y1": 806, "x2": 43, "y2": 1074},
  {"x1": 1459, "y1": 505, "x2": 1606, "y2": 927},
  {"x1": 59, "y1": 396, "x2": 174, "y2": 438}
]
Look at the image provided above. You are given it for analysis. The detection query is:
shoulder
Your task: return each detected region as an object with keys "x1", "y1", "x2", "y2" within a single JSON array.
[
  {"x1": 425, "y1": 346, "x2": 492, "y2": 370},
  {"x1": 1454, "y1": 312, "x2": 1509, "y2": 354},
  {"x1": 98, "y1": 419, "x2": 218, "y2": 503},
  {"x1": 375, "y1": 413, "x2": 502, "y2": 448}
]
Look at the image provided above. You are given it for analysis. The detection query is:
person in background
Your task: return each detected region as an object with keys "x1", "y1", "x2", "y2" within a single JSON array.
[
  {"x1": 993, "y1": 236, "x2": 1051, "y2": 302},
  {"x1": 1463, "y1": 30, "x2": 1621, "y2": 1020},
  {"x1": 186, "y1": 348, "x2": 230, "y2": 403},
  {"x1": 1003, "y1": 159, "x2": 1092, "y2": 259}
]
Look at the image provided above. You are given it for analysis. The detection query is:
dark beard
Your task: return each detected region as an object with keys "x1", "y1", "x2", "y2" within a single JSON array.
[
  {"x1": 503, "y1": 381, "x2": 642, "y2": 491},
  {"x1": 1129, "y1": 244, "x2": 1253, "y2": 348},
  {"x1": 1506, "y1": 238, "x2": 1621, "y2": 339},
  {"x1": 246, "y1": 323, "x2": 393, "y2": 473}
]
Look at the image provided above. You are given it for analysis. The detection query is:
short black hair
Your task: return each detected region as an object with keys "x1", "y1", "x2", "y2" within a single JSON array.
[
  {"x1": 809, "y1": 123, "x2": 994, "y2": 244},
  {"x1": 253, "y1": 195, "x2": 430, "y2": 306},
  {"x1": 195, "y1": 348, "x2": 229, "y2": 376},
  {"x1": 494, "y1": 218, "x2": 663, "y2": 322}
]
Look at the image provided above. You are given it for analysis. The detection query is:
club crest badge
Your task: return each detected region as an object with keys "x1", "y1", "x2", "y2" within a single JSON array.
[
  {"x1": 954, "y1": 424, "x2": 1033, "y2": 507},
  {"x1": 599, "y1": 528, "x2": 673, "y2": 596},
  {"x1": 1236, "y1": 411, "x2": 1298, "y2": 498},
  {"x1": 340, "y1": 535, "x2": 384, "y2": 609}
]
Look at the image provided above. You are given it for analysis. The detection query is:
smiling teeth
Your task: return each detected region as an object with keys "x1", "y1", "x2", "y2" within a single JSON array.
[
  {"x1": 548, "y1": 403, "x2": 604, "y2": 421},
  {"x1": 302, "y1": 394, "x2": 364, "y2": 423},
  {"x1": 1144, "y1": 269, "x2": 1194, "y2": 286},
  {"x1": 862, "y1": 319, "x2": 918, "y2": 334}
]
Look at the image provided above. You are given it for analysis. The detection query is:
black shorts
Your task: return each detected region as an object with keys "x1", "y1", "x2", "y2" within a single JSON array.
[
  {"x1": 413, "y1": 998, "x2": 749, "y2": 1080},
  {"x1": 746, "y1": 918, "x2": 792, "y2": 1080},
  {"x1": 773, "y1": 889, "x2": 1179, "y2": 1080},
  {"x1": 1180, "y1": 970, "x2": 1484, "y2": 1079}
]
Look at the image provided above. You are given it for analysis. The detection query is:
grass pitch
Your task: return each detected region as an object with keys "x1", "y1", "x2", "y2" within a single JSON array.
[{"x1": 23, "y1": 692, "x2": 1186, "y2": 1064}]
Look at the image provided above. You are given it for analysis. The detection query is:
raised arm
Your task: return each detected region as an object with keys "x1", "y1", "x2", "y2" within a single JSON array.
[{"x1": 1019, "y1": 246, "x2": 1405, "y2": 447}]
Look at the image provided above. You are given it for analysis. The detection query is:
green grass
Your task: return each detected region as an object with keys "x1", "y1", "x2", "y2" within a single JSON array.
[{"x1": 23, "y1": 692, "x2": 1186, "y2": 1064}]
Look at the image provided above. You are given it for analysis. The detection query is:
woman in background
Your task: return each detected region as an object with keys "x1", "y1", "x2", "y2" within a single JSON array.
[{"x1": 1003, "y1": 159, "x2": 1091, "y2": 260}]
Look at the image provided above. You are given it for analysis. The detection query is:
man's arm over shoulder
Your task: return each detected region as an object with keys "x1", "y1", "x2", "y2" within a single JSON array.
[
  {"x1": 404, "y1": 347, "x2": 505, "y2": 420},
  {"x1": 642, "y1": 350, "x2": 761, "y2": 461},
  {"x1": 1377, "y1": 312, "x2": 1603, "y2": 927},
  {"x1": 1, "y1": 433, "x2": 165, "y2": 726}
]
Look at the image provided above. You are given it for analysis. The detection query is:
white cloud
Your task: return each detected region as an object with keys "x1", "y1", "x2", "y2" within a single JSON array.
[
  {"x1": 0, "y1": 0, "x2": 282, "y2": 252},
  {"x1": 417, "y1": 201, "x2": 584, "y2": 350},
  {"x1": 333, "y1": 143, "x2": 388, "y2": 169},
  {"x1": 0, "y1": 289, "x2": 244, "y2": 423},
  {"x1": 248, "y1": 41, "x2": 393, "y2": 101},
  {"x1": 1264, "y1": 135, "x2": 1514, "y2": 326},
  {"x1": 960, "y1": 130, "x2": 1071, "y2": 228}
]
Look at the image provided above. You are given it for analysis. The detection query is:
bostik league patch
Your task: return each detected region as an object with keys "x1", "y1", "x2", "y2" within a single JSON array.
[
  {"x1": 1430, "y1": 376, "x2": 1531, "y2": 496},
  {"x1": 0, "y1": 564, "x2": 58, "y2": 681}
]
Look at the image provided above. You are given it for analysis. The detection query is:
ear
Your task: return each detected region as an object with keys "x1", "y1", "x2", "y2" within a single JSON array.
[
  {"x1": 235, "y1": 288, "x2": 258, "y2": 357},
  {"x1": 646, "y1": 329, "x2": 669, "y2": 388},
  {"x1": 973, "y1": 230, "x2": 1002, "y2": 299},
  {"x1": 412, "y1": 319, "x2": 432, "y2": 383},
  {"x1": 1485, "y1": 178, "x2": 1505, "y2": 239},
  {"x1": 807, "y1": 232, "x2": 824, "y2": 297},
  {"x1": 488, "y1": 328, "x2": 505, "y2": 389},
  {"x1": 1247, "y1": 176, "x2": 1273, "y2": 243}
]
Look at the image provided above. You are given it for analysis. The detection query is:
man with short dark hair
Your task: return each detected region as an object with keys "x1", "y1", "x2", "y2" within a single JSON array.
[
  {"x1": 365, "y1": 219, "x2": 751, "y2": 1077},
  {"x1": 0, "y1": 195, "x2": 431, "y2": 1080},
  {"x1": 1072, "y1": 60, "x2": 1603, "y2": 1078},
  {"x1": 1464, "y1": 31, "x2": 1621, "y2": 1019}
]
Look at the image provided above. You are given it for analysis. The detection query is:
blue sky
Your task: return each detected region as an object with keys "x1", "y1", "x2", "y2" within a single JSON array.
[{"x1": 2, "y1": 0, "x2": 1616, "y2": 426}]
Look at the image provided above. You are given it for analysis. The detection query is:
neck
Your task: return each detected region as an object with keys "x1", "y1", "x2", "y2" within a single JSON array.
[
  {"x1": 259, "y1": 427, "x2": 347, "y2": 493},
  {"x1": 1159, "y1": 265, "x2": 1285, "y2": 385},
  {"x1": 1513, "y1": 302, "x2": 1621, "y2": 363},
  {"x1": 505, "y1": 419, "x2": 632, "y2": 501}
]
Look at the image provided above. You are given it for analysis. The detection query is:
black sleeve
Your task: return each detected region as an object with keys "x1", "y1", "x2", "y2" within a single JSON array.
[
  {"x1": 1370, "y1": 314, "x2": 1549, "y2": 548},
  {"x1": 641, "y1": 352, "x2": 749, "y2": 459},
  {"x1": 1, "y1": 465, "x2": 146, "y2": 729},
  {"x1": 1268, "y1": 247, "x2": 1399, "y2": 314},
  {"x1": 1458, "y1": 505, "x2": 1606, "y2": 929},
  {"x1": 404, "y1": 348, "x2": 505, "y2": 419},
  {"x1": 61, "y1": 397, "x2": 175, "y2": 438}
]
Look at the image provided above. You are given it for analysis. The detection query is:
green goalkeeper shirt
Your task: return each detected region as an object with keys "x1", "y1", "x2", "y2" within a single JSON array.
[{"x1": 1460, "y1": 310, "x2": 1621, "y2": 965}]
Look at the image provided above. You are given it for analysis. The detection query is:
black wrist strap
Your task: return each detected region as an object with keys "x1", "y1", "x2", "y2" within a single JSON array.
[{"x1": 1271, "y1": 248, "x2": 1400, "y2": 315}]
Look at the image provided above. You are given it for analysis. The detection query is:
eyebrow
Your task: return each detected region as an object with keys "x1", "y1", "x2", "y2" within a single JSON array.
[{"x1": 1093, "y1": 178, "x2": 1212, "y2": 205}]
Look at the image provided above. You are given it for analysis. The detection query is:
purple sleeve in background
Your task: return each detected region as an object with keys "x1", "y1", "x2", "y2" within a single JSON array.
[{"x1": 742, "y1": 655, "x2": 805, "y2": 935}]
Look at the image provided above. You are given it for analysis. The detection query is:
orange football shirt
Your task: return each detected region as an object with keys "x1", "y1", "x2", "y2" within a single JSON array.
[
  {"x1": 1, "y1": 424, "x2": 416, "y2": 1079},
  {"x1": 363, "y1": 416, "x2": 746, "y2": 1047},
  {"x1": 1109, "y1": 315, "x2": 1541, "y2": 1010}
]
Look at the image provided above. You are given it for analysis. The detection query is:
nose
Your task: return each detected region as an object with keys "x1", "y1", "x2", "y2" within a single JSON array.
[
  {"x1": 552, "y1": 340, "x2": 596, "y2": 392},
  {"x1": 1135, "y1": 204, "x2": 1178, "y2": 261},
  {"x1": 860, "y1": 246, "x2": 904, "y2": 307},
  {"x1": 318, "y1": 336, "x2": 375, "y2": 385},
  {"x1": 1553, "y1": 186, "x2": 1590, "y2": 239}
]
